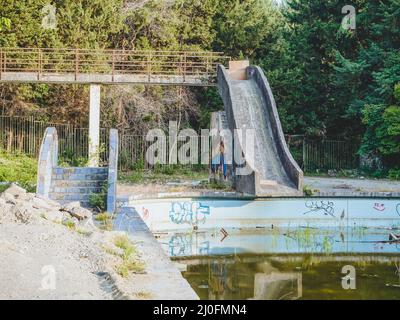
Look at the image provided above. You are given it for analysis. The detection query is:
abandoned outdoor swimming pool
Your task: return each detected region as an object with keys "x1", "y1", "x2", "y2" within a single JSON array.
[{"x1": 115, "y1": 198, "x2": 400, "y2": 300}]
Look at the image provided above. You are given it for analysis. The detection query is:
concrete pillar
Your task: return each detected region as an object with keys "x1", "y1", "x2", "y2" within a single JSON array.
[{"x1": 88, "y1": 84, "x2": 100, "y2": 167}]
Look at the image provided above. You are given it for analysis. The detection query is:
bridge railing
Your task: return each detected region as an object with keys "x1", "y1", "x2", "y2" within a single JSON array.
[{"x1": 0, "y1": 47, "x2": 230, "y2": 84}]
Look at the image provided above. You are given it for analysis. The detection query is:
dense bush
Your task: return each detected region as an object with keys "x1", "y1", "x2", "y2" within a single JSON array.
[{"x1": 0, "y1": 150, "x2": 37, "y2": 192}]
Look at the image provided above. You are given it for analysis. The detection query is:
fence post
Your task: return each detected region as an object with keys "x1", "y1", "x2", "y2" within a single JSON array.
[
  {"x1": 37, "y1": 48, "x2": 42, "y2": 81},
  {"x1": 0, "y1": 48, "x2": 2, "y2": 80},
  {"x1": 75, "y1": 48, "x2": 79, "y2": 81},
  {"x1": 112, "y1": 50, "x2": 115, "y2": 82},
  {"x1": 147, "y1": 51, "x2": 152, "y2": 82},
  {"x1": 183, "y1": 52, "x2": 187, "y2": 83},
  {"x1": 302, "y1": 138, "x2": 306, "y2": 172}
]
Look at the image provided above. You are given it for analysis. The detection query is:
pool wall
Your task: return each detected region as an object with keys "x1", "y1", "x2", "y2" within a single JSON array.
[{"x1": 121, "y1": 198, "x2": 400, "y2": 232}]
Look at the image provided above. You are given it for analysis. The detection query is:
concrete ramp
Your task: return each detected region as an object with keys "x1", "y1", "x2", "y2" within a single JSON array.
[{"x1": 217, "y1": 64, "x2": 303, "y2": 196}]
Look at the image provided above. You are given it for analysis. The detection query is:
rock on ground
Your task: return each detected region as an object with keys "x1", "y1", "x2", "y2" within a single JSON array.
[{"x1": 0, "y1": 184, "x2": 144, "y2": 300}]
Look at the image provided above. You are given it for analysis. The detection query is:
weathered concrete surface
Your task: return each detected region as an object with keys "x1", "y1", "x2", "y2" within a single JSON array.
[
  {"x1": 0, "y1": 72, "x2": 214, "y2": 86},
  {"x1": 36, "y1": 127, "x2": 58, "y2": 198},
  {"x1": 217, "y1": 65, "x2": 303, "y2": 197},
  {"x1": 88, "y1": 84, "x2": 101, "y2": 167},
  {"x1": 117, "y1": 177, "x2": 400, "y2": 200},
  {"x1": 304, "y1": 177, "x2": 400, "y2": 197},
  {"x1": 107, "y1": 129, "x2": 119, "y2": 213},
  {"x1": 114, "y1": 207, "x2": 199, "y2": 300}
]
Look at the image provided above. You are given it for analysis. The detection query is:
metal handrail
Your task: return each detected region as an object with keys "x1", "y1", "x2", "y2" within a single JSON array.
[{"x1": 0, "y1": 47, "x2": 231, "y2": 84}]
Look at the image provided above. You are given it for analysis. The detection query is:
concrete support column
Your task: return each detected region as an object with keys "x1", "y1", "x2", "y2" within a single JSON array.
[{"x1": 88, "y1": 84, "x2": 101, "y2": 167}]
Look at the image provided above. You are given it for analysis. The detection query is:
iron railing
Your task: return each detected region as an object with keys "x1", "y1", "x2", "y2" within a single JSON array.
[
  {"x1": 0, "y1": 47, "x2": 231, "y2": 84},
  {"x1": 0, "y1": 116, "x2": 361, "y2": 172}
]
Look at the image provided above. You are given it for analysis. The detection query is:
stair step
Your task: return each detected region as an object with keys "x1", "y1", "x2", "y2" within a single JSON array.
[
  {"x1": 49, "y1": 186, "x2": 105, "y2": 194},
  {"x1": 51, "y1": 180, "x2": 107, "y2": 188},
  {"x1": 53, "y1": 167, "x2": 108, "y2": 175},
  {"x1": 52, "y1": 173, "x2": 108, "y2": 181},
  {"x1": 52, "y1": 167, "x2": 108, "y2": 181},
  {"x1": 49, "y1": 193, "x2": 102, "y2": 202}
]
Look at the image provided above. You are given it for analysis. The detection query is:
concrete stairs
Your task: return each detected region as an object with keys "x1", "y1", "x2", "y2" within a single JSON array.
[{"x1": 49, "y1": 167, "x2": 108, "y2": 207}]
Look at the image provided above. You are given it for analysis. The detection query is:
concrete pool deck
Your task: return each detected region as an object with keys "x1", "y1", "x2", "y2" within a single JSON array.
[
  {"x1": 113, "y1": 207, "x2": 199, "y2": 300},
  {"x1": 304, "y1": 177, "x2": 400, "y2": 197},
  {"x1": 117, "y1": 177, "x2": 400, "y2": 200}
]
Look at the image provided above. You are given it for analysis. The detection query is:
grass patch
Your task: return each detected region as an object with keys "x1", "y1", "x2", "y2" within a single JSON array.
[
  {"x1": 113, "y1": 235, "x2": 145, "y2": 278},
  {"x1": 76, "y1": 228, "x2": 92, "y2": 236},
  {"x1": 94, "y1": 212, "x2": 114, "y2": 231},
  {"x1": 0, "y1": 150, "x2": 37, "y2": 192},
  {"x1": 62, "y1": 219, "x2": 75, "y2": 229},
  {"x1": 303, "y1": 185, "x2": 319, "y2": 197},
  {"x1": 95, "y1": 212, "x2": 113, "y2": 222},
  {"x1": 135, "y1": 291, "x2": 152, "y2": 299},
  {"x1": 119, "y1": 166, "x2": 209, "y2": 185},
  {"x1": 198, "y1": 179, "x2": 233, "y2": 191}
]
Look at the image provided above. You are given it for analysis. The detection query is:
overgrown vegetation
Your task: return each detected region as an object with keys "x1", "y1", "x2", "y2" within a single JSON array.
[
  {"x1": 119, "y1": 166, "x2": 209, "y2": 185},
  {"x1": 0, "y1": 150, "x2": 37, "y2": 192},
  {"x1": 1, "y1": 0, "x2": 399, "y2": 174},
  {"x1": 94, "y1": 212, "x2": 114, "y2": 231},
  {"x1": 59, "y1": 148, "x2": 88, "y2": 168},
  {"x1": 113, "y1": 235, "x2": 145, "y2": 278},
  {"x1": 89, "y1": 185, "x2": 108, "y2": 212}
]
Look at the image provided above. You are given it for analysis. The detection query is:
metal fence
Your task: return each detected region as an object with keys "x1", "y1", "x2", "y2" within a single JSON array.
[
  {"x1": 0, "y1": 116, "x2": 210, "y2": 171},
  {"x1": 0, "y1": 116, "x2": 360, "y2": 173},
  {"x1": 302, "y1": 139, "x2": 359, "y2": 172}
]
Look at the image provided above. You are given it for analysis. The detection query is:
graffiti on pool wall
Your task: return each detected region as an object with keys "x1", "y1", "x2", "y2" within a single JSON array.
[
  {"x1": 373, "y1": 203, "x2": 385, "y2": 212},
  {"x1": 141, "y1": 207, "x2": 150, "y2": 220},
  {"x1": 169, "y1": 201, "x2": 211, "y2": 225},
  {"x1": 168, "y1": 234, "x2": 210, "y2": 257},
  {"x1": 303, "y1": 201, "x2": 335, "y2": 218}
]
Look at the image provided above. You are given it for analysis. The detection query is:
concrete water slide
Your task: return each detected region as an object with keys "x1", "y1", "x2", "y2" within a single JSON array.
[{"x1": 217, "y1": 62, "x2": 303, "y2": 196}]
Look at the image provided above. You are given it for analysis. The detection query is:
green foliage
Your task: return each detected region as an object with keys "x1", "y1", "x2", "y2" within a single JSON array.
[
  {"x1": 1, "y1": 0, "x2": 400, "y2": 174},
  {"x1": 113, "y1": 235, "x2": 145, "y2": 278},
  {"x1": 361, "y1": 85, "x2": 400, "y2": 168},
  {"x1": 0, "y1": 150, "x2": 37, "y2": 192},
  {"x1": 394, "y1": 84, "x2": 400, "y2": 103},
  {"x1": 89, "y1": 185, "x2": 107, "y2": 212},
  {"x1": 95, "y1": 212, "x2": 113, "y2": 230},
  {"x1": 303, "y1": 185, "x2": 315, "y2": 197},
  {"x1": 0, "y1": 16, "x2": 10, "y2": 31},
  {"x1": 59, "y1": 148, "x2": 88, "y2": 167},
  {"x1": 388, "y1": 169, "x2": 400, "y2": 181}
]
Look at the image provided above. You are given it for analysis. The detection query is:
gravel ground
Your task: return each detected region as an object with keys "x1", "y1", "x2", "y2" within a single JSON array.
[
  {"x1": 304, "y1": 177, "x2": 400, "y2": 197},
  {"x1": 0, "y1": 222, "x2": 113, "y2": 300},
  {"x1": 118, "y1": 177, "x2": 400, "y2": 199},
  {"x1": 0, "y1": 184, "x2": 198, "y2": 300}
]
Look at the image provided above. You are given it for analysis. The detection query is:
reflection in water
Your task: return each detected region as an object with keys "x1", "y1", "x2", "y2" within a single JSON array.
[{"x1": 176, "y1": 254, "x2": 400, "y2": 300}]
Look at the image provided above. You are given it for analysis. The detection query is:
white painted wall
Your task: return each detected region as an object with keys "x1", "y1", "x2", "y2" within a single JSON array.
[{"x1": 88, "y1": 84, "x2": 100, "y2": 167}]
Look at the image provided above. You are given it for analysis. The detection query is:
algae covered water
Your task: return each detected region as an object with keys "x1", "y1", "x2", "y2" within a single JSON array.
[
  {"x1": 175, "y1": 254, "x2": 400, "y2": 300},
  {"x1": 118, "y1": 198, "x2": 400, "y2": 300}
]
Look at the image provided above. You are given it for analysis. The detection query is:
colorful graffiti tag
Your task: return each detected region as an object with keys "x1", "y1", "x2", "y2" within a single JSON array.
[
  {"x1": 169, "y1": 201, "x2": 211, "y2": 226},
  {"x1": 303, "y1": 201, "x2": 335, "y2": 217},
  {"x1": 373, "y1": 203, "x2": 385, "y2": 212}
]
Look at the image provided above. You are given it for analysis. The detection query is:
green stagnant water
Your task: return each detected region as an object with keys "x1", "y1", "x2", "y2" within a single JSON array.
[{"x1": 174, "y1": 254, "x2": 400, "y2": 300}]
